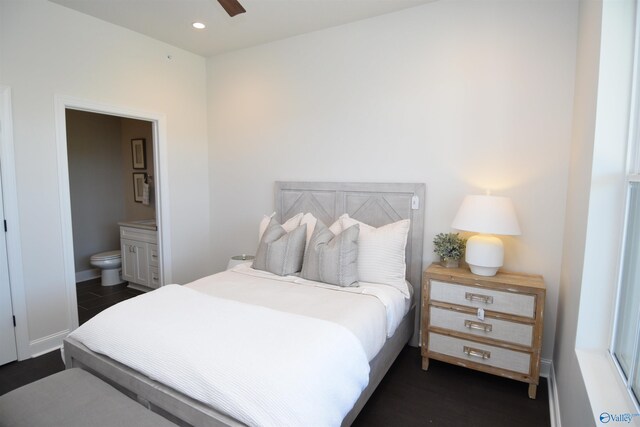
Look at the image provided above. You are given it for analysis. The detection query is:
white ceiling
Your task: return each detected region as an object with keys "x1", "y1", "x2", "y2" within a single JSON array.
[{"x1": 49, "y1": 0, "x2": 433, "y2": 57}]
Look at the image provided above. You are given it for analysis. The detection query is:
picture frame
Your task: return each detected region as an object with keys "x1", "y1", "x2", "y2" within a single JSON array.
[
  {"x1": 133, "y1": 173, "x2": 147, "y2": 203},
  {"x1": 131, "y1": 138, "x2": 146, "y2": 169}
]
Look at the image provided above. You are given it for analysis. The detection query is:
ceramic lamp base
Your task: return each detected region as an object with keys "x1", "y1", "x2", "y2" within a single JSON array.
[{"x1": 465, "y1": 234, "x2": 503, "y2": 277}]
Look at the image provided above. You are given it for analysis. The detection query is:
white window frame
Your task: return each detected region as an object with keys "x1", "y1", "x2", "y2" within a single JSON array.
[
  {"x1": 609, "y1": 2, "x2": 640, "y2": 404},
  {"x1": 610, "y1": 175, "x2": 640, "y2": 411}
]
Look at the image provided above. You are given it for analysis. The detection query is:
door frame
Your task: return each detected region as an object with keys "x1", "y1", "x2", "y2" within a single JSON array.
[
  {"x1": 0, "y1": 86, "x2": 29, "y2": 360},
  {"x1": 54, "y1": 96, "x2": 173, "y2": 332}
]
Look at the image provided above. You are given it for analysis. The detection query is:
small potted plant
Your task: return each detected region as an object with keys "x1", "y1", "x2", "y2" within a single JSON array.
[{"x1": 433, "y1": 232, "x2": 466, "y2": 268}]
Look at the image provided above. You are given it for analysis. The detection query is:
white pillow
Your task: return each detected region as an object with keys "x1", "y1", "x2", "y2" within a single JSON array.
[
  {"x1": 300, "y1": 213, "x2": 348, "y2": 248},
  {"x1": 300, "y1": 213, "x2": 317, "y2": 250},
  {"x1": 341, "y1": 215, "x2": 411, "y2": 297},
  {"x1": 329, "y1": 214, "x2": 348, "y2": 235},
  {"x1": 258, "y1": 212, "x2": 302, "y2": 242}
]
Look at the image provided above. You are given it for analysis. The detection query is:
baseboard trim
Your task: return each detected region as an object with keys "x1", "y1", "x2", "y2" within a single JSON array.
[
  {"x1": 29, "y1": 329, "x2": 69, "y2": 358},
  {"x1": 546, "y1": 360, "x2": 562, "y2": 427},
  {"x1": 76, "y1": 268, "x2": 100, "y2": 282},
  {"x1": 127, "y1": 283, "x2": 153, "y2": 293},
  {"x1": 541, "y1": 358, "x2": 551, "y2": 378}
]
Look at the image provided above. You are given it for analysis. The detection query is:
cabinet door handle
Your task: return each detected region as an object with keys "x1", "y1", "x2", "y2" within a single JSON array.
[
  {"x1": 463, "y1": 346, "x2": 491, "y2": 360},
  {"x1": 465, "y1": 292, "x2": 493, "y2": 304},
  {"x1": 464, "y1": 319, "x2": 492, "y2": 332}
]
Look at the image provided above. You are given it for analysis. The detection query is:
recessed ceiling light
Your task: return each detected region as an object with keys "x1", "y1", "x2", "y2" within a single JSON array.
[{"x1": 192, "y1": 22, "x2": 206, "y2": 30}]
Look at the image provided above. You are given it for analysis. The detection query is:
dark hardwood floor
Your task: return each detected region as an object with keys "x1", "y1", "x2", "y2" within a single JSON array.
[
  {"x1": 0, "y1": 349, "x2": 65, "y2": 396},
  {"x1": 353, "y1": 346, "x2": 550, "y2": 427},
  {"x1": 1, "y1": 281, "x2": 550, "y2": 426}
]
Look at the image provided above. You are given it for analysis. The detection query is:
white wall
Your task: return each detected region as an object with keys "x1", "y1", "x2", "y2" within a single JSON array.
[
  {"x1": 0, "y1": 0, "x2": 210, "y2": 356},
  {"x1": 207, "y1": 0, "x2": 579, "y2": 361}
]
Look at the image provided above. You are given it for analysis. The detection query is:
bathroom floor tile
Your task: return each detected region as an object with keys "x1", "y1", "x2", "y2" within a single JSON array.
[
  {"x1": 77, "y1": 291, "x2": 101, "y2": 305},
  {"x1": 75, "y1": 281, "x2": 144, "y2": 322}
]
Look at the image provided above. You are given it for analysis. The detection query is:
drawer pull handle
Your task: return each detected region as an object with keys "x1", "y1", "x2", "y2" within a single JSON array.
[
  {"x1": 151, "y1": 254, "x2": 158, "y2": 259},
  {"x1": 463, "y1": 346, "x2": 491, "y2": 360},
  {"x1": 464, "y1": 320, "x2": 493, "y2": 332},
  {"x1": 465, "y1": 292, "x2": 493, "y2": 304}
]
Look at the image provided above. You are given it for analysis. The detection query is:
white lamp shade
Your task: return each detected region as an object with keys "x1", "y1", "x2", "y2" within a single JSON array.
[{"x1": 451, "y1": 195, "x2": 521, "y2": 236}]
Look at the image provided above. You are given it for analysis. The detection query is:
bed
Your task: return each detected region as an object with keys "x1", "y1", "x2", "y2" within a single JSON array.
[{"x1": 63, "y1": 181, "x2": 426, "y2": 426}]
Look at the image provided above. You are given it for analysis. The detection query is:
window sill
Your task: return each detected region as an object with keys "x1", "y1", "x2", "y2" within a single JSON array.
[{"x1": 576, "y1": 348, "x2": 640, "y2": 426}]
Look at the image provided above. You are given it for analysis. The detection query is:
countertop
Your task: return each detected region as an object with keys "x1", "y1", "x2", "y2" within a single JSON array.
[{"x1": 118, "y1": 219, "x2": 157, "y2": 231}]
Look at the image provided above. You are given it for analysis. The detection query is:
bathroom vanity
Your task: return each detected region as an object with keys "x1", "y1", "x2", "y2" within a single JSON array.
[{"x1": 119, "y1": 220, "x2": 159, "y2": 290}]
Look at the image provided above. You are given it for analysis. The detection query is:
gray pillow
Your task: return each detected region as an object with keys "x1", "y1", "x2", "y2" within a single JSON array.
[
  {"x1": 301, "y1": 220, "x2": 359, "y2": 287},
  {"x1": 253, "y1": 218, "x2": 307, "y2": 276}
]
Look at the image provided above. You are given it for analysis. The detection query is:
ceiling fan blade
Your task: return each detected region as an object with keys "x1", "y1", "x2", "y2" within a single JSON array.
[{"x1": 217, "y1": 0, "x2": 246, "y2": 17}]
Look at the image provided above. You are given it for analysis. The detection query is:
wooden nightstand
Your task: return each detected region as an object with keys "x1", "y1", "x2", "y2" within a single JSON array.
[{"x1": 421, "y1": 263, "x2": 546, "y2": 399}]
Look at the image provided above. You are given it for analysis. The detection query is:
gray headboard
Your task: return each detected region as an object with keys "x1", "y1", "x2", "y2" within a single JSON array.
[{"x1": 274, "y1": 181, "x2": 426, "y2": 345}]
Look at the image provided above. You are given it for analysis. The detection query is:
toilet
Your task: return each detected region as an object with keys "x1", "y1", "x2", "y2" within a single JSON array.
[{"x1": 90, "y1": 250, "x2": 123, "y2": 286}]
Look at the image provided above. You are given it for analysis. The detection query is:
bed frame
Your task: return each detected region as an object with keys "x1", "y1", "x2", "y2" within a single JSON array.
[{"x1": 64, "y1": 181, "x2": 426, "y2": 427}]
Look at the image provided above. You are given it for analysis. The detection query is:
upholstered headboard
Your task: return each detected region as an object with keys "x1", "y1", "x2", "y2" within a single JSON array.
[{"x1": 274, "y1": 181, "x2": 426, "y2": 345}]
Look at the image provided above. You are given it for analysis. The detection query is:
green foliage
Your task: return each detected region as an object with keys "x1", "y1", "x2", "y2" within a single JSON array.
[{"x1": 433, "y1": 232, "x2": 466, "y2": 261}]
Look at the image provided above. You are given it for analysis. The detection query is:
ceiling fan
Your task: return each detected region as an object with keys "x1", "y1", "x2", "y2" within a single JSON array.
[{"x1": 217, "y1": 0, "x2": 246, "y2": 17}]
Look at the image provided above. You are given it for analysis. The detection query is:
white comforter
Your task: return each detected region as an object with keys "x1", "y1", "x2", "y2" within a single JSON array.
[
  {"x1": 69, "y1": 284, "x2": 370, "y2": 427},
  {"x1": 188, "y1": 264, "x2": 410, "y2": 360}
]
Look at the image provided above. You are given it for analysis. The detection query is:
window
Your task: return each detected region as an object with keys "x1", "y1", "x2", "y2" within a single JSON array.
[
  {"x1": 612, "y1": 152, "x2": 640, "y2": 404},
  {"x1": 614, "y1": 183, "x2": 640, "y2": 400}
]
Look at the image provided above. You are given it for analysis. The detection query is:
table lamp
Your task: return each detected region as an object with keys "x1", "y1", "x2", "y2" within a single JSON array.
[{"x1": 451, "y1": 194, "x2": 521, "y2": 276}]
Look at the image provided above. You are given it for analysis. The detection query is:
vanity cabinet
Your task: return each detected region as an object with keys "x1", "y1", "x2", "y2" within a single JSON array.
[{"x1": 120, "y1": 225, "x2": 159, "y2": 289}]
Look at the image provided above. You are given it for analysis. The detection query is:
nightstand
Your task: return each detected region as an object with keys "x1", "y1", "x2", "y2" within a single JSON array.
[
  {"x1": 226, "y1": 254, "x2": 254, "y2": 270},
  {"x1": 421, "y1": 263, "x2": 545, "y2": 399}
]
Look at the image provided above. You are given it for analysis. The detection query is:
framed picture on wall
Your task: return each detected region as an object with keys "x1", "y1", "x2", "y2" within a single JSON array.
[
  {"x1": 133, "y1": 173, "x2": 147, "y2": 203},
  {"x1": 131, "y1": 138, "x2": 146, "y2": 169}
]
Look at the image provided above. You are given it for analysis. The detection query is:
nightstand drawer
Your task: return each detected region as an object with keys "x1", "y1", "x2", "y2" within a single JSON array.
[
  {"x1": 430, "y1": 280, "x2": 535, "y2": 318},
  {"x1": 429, "y1": 332, "x2": 531, "y2": 375},
  {"x1": 430, "y1": 306, "x2": 533, "y2": 347}
]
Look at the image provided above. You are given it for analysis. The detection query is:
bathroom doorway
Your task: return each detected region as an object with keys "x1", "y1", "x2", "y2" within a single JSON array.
[
  {"x1": 55, "y1": 97, "x2": 172, "y2": 331},
  {"x1": 65, "y1": 110, "x2": 156, "y2": 323}
]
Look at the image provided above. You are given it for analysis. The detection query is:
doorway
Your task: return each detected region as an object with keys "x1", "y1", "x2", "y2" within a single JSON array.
[
  {"x1": 0, "y1": 165, "x2": 17, "y2": 365},
  {"x1": 0, "y1": 86, "x2": 28, "y2": 363},
  {"x1": 55, "y1": 96, "x2": 172, "y2": 331},
  {"x1": 65, "y1": 110, "x2": 157, "y2": 323}
]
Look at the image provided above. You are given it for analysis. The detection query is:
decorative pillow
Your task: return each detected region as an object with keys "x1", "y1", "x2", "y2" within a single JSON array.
[
  {"x1": 301, "y1": 220, "x2": 359, "y2": 287},
  {"x1": 253, "y1": 218, "x2": 307, "y2": 276},
  {"x1": 300, "y1": 213, "x2": 347, "y2": 249},
  {"x1": 340, "y1": 215, "x2": 411, "y2": 297},
  {"x1": 258, "y1": 212, "x2": 302, "y2": 242}
]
